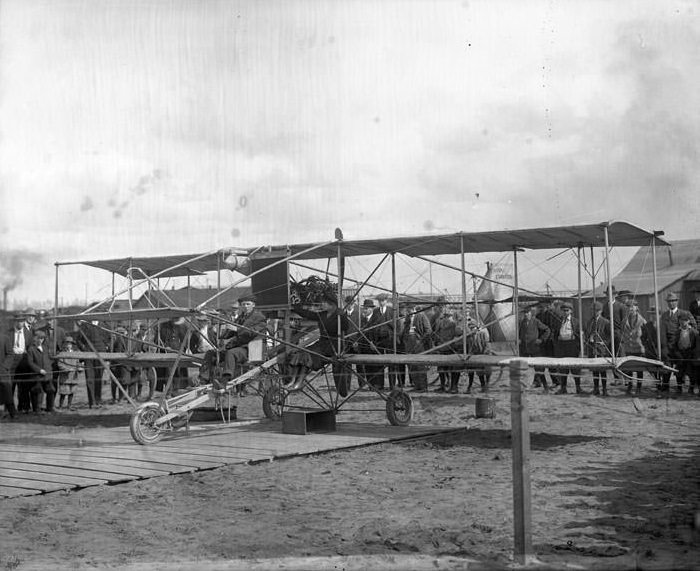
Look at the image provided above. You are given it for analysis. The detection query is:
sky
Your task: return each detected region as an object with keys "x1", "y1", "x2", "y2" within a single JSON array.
[{"x1": 1, "y1": 0, "x2": 698, "y2": 309}]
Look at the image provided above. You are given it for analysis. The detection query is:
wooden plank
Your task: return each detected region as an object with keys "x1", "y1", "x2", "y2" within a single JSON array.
[
  {"x1": 76, "y1": 445, "x2": 229, "y2": 467},
  {"x1": 0, "y1": 461, "x2": 126, "y2": 482},
  {"x1": 0, "y1": 476, "x2": 68, "y2": 493},
  {"x1": 0, "y1": 451, "x2": 166, "y2": 478},
  {"x1": 1, "y1": 445, "x2": 220, "y2": 471},
  {"x1": 0, "y1": 468, "x2": 105, "y2": 487},
  {"x1": 0, "y1": 485, "x2": 42, "y2": 498},
  {"x1": 150, "y1": 442, "x2": 266, "y2": 461}
]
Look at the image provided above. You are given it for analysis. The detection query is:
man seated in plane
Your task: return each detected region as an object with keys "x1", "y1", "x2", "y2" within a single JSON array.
[{"x1": 203, "y1": 295, "x2": 267, "y2": 391}]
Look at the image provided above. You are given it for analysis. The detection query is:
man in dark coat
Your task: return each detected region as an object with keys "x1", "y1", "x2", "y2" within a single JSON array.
[
  {"x1": 366, "y1": 293, "x2": 396, "y2": 390},
  {"x1": 77, "y1": 320, "x2": 110, "y2": 407},
  {"x1": 205, "y1": 295, "x2": 267, "y2": 391},
  {"x1": 518, "y1": 305, "x2": 551, "y2": 392},
  {"x1": 659, "y1": 292, "x2": 697, "y2": 395},
  {"x1": 584, "y1": 301, "x2": 612, "y2": 396},
  {"x1": 291, "y1": 293, "x2": 350, "y2": 396},
  {"x1": 536, "y1": 298, "x2": 561, "y2": 387},
  {"x1": 0, "y1": 330, "x2": 18, "y2": 419},
  {"x1": 354, "y1": 299, "x2": 376, "y2": 388},
  {"x1": 26, "y1": 329, "x2": 54, "y2": 413},
  {"x1": 401, "y1": 305, "x2": 432, "y2": 391}
]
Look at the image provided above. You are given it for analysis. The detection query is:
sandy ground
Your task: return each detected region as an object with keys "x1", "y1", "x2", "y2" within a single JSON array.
[{"x1": 0, "y1": 367, "x2": 699, "y2": 571}]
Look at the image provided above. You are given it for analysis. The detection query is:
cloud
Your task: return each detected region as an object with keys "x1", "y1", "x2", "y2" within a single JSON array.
[{"x1": 0, "y1": 248, "x2": 46, "y2": 293}]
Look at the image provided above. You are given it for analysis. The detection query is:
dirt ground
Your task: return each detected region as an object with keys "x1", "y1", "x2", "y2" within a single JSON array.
[{"x1": 0, "y1": 367, "x2": 699, "y2": 571}]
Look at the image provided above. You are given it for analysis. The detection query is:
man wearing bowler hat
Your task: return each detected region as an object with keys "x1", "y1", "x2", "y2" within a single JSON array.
[
  {"x1": 659, "y1": 292, "x2": 696, "y2": 395},
  {"x1": 354, "y1": 299, "x2": 376, "y2": 388},
  {"x1": 366, "y1": 293, "x2": 401, "y2": 390}
]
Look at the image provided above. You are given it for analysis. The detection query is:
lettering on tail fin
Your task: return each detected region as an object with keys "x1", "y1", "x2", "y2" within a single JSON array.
[{"x1": 476, "y1": 262, "x2": 516, "y2": 345}]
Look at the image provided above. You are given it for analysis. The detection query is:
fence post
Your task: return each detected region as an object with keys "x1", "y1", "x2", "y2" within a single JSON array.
[{"x1": 510, "y1": 358, "x2": 532, "y2": 564}]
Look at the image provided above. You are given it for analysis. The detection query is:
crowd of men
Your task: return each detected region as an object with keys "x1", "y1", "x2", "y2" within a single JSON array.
[
  {"x1": 2, "y1": 286, "x2": 699, "y2": 420},
  {"x1": 518, "y1": 288, "x2": 700, "y2": 397}
]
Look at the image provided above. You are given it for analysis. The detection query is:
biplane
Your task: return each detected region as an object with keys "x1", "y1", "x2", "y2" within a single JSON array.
[{"x1": 52, "y1": 220, "x2": 676, "y2": 445}]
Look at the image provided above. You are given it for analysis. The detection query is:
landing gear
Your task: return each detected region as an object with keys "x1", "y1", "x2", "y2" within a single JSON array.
[
  {"x1": 130, "y1": 402, "x2": 166, "y2": 445},
  {"x1": 262, "y1": 386, "x2": 286, "y2": 420},
  {"x1": 385, "y1": 389, "x2": 413, "y2": 426}
]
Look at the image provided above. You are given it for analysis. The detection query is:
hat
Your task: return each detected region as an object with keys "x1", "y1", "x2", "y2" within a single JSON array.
[
  {"x1": 63, "y1": 336, "x2": 75, "y2": 345},
  {"x1": 616, "y1": 290, "x2": 632, "y2": 298},
  {"x1": 34, "y1": 319, "x2": 51, "y2": 331},
  {"x1": 666, "y1": 292, "x2": 679, "y2": 301},
  {"x1": 344, "y1": 295, "x2": 355, "y2": 304},
  {"x1": 238, "y1": 294, "x2": 257, "y2": 303},
  {"x1": 592, "y1": 301, "x2": 604, "y2": 311},
  {"x1": 362, "y1": 299, "x2": 375, "y2": 308},
  {"x1": 561, "y1": 302, "x2": 573, "y2": 310},
  {"x1": 13, "y1": 313, "x2": 25, "y2": 321},
  {"x1": 376, "y1": 293, "x2": 389, "y2": 301},
  {"x1": 23, "y1": 307, "x2": 36, "y2": 317}
]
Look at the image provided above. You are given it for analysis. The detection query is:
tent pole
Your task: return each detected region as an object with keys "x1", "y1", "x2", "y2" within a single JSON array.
[
  {"x1": 513, "y1": 248, "x2": 521, "y2": 355},
  {"x1": 603, "y1": 225, "x2": 616, "y2": 366},
  {"x1": 577, "y1": 245, "x2": 584, "y2": 357},
  {"x1": 652, "y1": 232, "x2": 663, "y2": 360},
  {"x1": 391, "y1": 253, "x2": 397, "y2": 356}
]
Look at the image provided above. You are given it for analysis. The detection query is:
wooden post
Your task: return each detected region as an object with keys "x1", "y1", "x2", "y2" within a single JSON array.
[{"x1": 510, "y1": 358, "x2": 532, "y2": 564}]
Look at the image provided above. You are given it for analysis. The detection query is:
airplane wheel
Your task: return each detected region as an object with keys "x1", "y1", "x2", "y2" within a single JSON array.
[
  {"x1": 262, "y1": 386, "x2": 286, "y2": 420},
  {"x1": 130, "y1": 402, "x2": 166, "y2": 445},
  {"x1": 386, "y1": 389, "x2": 413, "y2": 426},
  {"x1": 170, "y1": 410, "x2": 194, "y2": 430}
]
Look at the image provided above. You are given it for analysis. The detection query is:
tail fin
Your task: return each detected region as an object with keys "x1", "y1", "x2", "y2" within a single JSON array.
[{"x1": 476, "y1": 262, "x2": 515, "y2": 343}]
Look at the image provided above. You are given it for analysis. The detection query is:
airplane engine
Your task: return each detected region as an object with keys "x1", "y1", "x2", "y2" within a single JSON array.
[{"x1": 221, "y1": 250, "x2": 251, "y2": 275}]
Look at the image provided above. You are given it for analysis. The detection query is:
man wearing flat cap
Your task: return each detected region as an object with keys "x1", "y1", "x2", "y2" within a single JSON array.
[
  {"x1": 204, "y1": 294, "x2": 267, "y2": 390},
  {"x1": 658, "y1": 292, "x2": 696, "y2": 395},
  {"x1": 552, "y1": 301, "x2": 582, "y2": 394}
]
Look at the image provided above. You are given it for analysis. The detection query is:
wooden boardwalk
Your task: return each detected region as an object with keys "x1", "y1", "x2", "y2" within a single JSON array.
[{"x1": 0, "y1": 420, "x2": 459, "y2": 499}]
